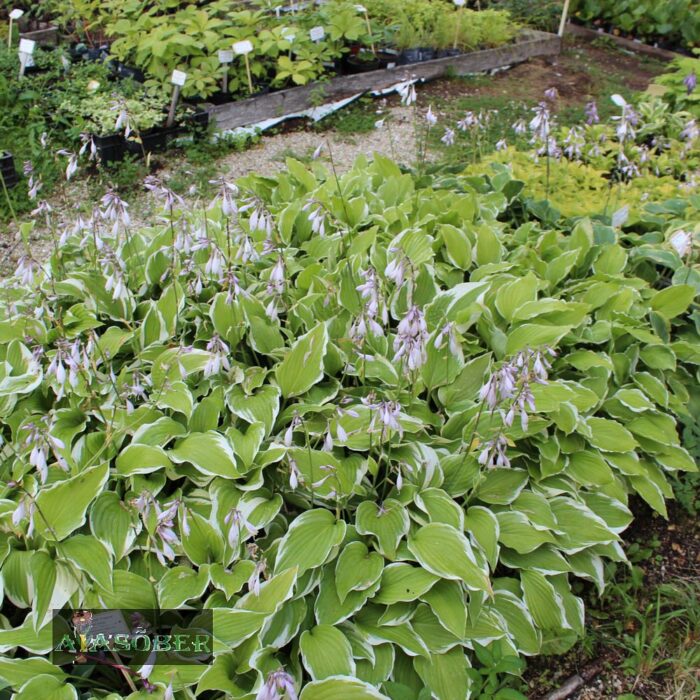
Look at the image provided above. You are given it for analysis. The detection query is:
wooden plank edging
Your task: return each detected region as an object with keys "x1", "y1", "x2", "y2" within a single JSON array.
[
  {"x1": 210, "y1": 30, "x2": 561, "y2": 131},
  {"x1": 565, "y1": 23, "x2": 683, "y2": 62}
]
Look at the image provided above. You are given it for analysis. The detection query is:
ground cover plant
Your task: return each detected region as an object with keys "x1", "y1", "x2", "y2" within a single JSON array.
[{"x1": 0, "y1": 103, "x2": 698, "y2": 700}]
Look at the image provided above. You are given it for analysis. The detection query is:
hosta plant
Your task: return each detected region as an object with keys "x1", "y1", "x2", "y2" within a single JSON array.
[{"x1": 0, "y1": 153, "x2": 697, "y2": 700}]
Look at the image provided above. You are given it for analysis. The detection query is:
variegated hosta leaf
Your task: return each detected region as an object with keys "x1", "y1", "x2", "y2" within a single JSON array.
[{"x1": 0, "y1": 148, "x2": 696, "y2": 699}]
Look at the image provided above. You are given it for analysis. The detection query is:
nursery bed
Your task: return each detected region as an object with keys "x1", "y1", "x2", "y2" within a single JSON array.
[{"x1": 209, "y1": 29, "x2": 561, "y2": 131}]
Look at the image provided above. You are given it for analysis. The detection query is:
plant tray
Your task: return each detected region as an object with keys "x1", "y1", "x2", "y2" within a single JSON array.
[{"x1": 209, "y1": 29, "x2": 561, "y2": 132}]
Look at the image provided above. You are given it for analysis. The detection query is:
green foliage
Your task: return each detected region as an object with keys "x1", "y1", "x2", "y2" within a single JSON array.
[
  {"x1": 0, "y1": 148, "x2": 697, "y2": 697},
  {"x1": 571, "y1": 0, "x2": 700, "y2": 50},
  {"x1": 653, "y1": 52, "x2": 700, "y2": 118}
]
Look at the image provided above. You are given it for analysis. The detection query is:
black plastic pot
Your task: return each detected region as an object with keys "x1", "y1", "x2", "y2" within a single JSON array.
[
  {"x1": 377, "y1": 49, "x2": 400, "y2": 69},
  {"x1": 398, "y1": 48, "x2": 422, "y2": 65},
  {"x1": 92, "y1": 133, "x2": 124, "y2": 165},
  {"x1": 343, "y1": 53, "x2": 381, "y2": 74},
  {"x1": 206, "y1": 91, "x2": 233, "y2": 106},
  {"x1": 437, "y1": 48, "x2": 461, "y2": 58},
  {"x1": 419, "y1": 47, "x2": 437, "y2": 61},
  {"x1": 124, "y1": 126, "x2": 181, "y2": 155},
  {"x1": 0, "y1": 152, "x2": 18, "y2": 189},
  {"x1": 113, "y1": 61, "x2": 145, "y2": 83}
]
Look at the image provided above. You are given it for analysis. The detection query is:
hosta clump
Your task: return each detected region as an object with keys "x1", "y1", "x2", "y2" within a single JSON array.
[{"x1": 0, "y1": 153, "x2": 698, "y2": 699}]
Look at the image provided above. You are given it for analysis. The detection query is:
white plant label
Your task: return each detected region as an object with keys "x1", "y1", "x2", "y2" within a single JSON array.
[
  {"x1": 309, "y1": 26, "x2": 325, "y2": 42},
  {"x1": 171, "y1": 69, "x2": 187, "y2": 86},
  {"x1": 9, "y1": 8, "x2": 24, "y2": 19},
  {"x1": 282, "y1": 28, "x2": 296, "y2": 42},
  {"x1": 454, "y1": 0, "x2": 466, "y2": 5},
  {"x1": 19, "y1": 38, "x2": 35, "y2": 55},
  {"x1": 218, "y1": 49, "x2": 234, "y2": 64},
  {"x1": 355, "y1": 4, "x2": 367, "y2": 12},
  {"x1": 233, "y1": 40, "x2": 253, "y2": 55}
]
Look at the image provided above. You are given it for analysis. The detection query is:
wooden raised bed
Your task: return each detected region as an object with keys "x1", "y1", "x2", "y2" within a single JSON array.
[
  {"x1": 209, "y1": 29, "x2": 561, "y2": 131},
  {"x1": 565, "y1": 23, "x2": 683, "y2": 61}
]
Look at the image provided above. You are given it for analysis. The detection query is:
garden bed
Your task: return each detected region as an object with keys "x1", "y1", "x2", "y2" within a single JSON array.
[{"x1": 209, "y1": 29, "x2": 561, "y2": 131}]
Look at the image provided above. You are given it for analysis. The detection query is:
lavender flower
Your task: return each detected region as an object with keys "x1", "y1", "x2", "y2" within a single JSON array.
[
  {"x1": 441, "y1": 128, "x2": 456, "y2": 146},
  {"x1": 24, "y1": 420, "x2": 68, "y2": 483},
  {"x1": 425, "y1": 105, "x2": 437, "y2": 127},
  {"x1": 684, "y1": 72, "x2": 697, "y2": 95},
  {"x1": 529, "y1": 102, "x2": 551, "y2": 144},
  {"x1": 209, "y1": 178, "x2": 239, "y2": 217},
  {"x1": 495, "y1": 139, "x2": 507, "y2": 151},
  {"x1": 584, "y1": 101, "x2": 600, "y2": 125},
  {"x1": 257, "y1": 669, "x2": 297, "y2": 700},
  {"x1": 16, "y1": 255, "x2": 40, "y2": 286},
  {"x1": 224, "y1": 508, "x2": 257, "y2": 548},
  {"x1": 204, "y1": 334, "x2": 231, "y2": 377},
  {"x1": 544, "y1": 87, "x2": 558, "y2": 101},
  {"x1": 366, "y1": 397, "x2": 402, "y2": 438},
  {"x1": 267, "y1": 256, "x2": 285, "y2": 296},
  {"x1": 511, "y1": 119, "x2": 527, "y2": 136},
  {"x1": 434, "y1": 322, "x2": 462, "y2": 361},
  {"x1": 302, "y1": 200, "x2": 326, "y2": 237},
  {"x1": 397, "y1": 81, "x2": 417, "y2": 107},
  {"x1": 57, "y1": 149, "x2": 78, "y2": 181},
  {"x1": 12, "y1": 495, "x2": 36, "y2": 537},
  {"x1": 477, "y1": 434, "x2": 510, "y2": 469},
  {"x1": 563, "y1": 126, "x2": 585, "y2": 161},
  {"x1": 144, "y1": 176, "x2": 184, "y2": 210},
  {"x1": 611, "y1": 94, "x2": 638, "y2": 143},
  {"x1": 669, "y1": 229, "x2": 692, "y2": 258},
  {"x1": 393, "y1": 305, "x2": 428, "y2": 371},
  {"x1": 101, "y1": 189, "x2": 131, "y2": 234}
]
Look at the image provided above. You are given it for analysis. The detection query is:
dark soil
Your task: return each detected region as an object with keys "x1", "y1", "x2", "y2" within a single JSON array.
[{"x1": 524, "y1": 499, "x2": 700, "y2": 700}]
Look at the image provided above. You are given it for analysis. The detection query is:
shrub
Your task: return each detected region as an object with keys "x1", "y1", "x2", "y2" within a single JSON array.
[{"x1": 0, "y1": 153, "x2": 697, "y2": 698}]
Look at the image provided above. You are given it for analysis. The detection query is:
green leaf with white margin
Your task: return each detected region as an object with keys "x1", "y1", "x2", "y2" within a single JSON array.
[
  {"x1": 30, "y1": 554, "x2": 79, "y2": 631},
  {"x1": 275, "y1": 509, "x2": 346, "y2": 575},
  {"x1": 493, "y1": 590, "x2": 541, "y2": 656},
  {"x1": 227, "y1": 385, "x2": 280, "y2": 435},
  {"x1": 157, "y1": 565, "x2": 210, "y2": 608},
  {"x1": 300, "y1": 625, "x2": 355, "y2": 680},
  {"x1": 420, "y1": 580, "x2": 467, "y2": 638},
  {"x1": 374, "y1": 563, "x2": 439, "y2": 605},
  {"x1": 34, "y1": 462, "x2": 109, "y2": 541},
  {"x1": 14, "y1": 674, "x2": 77, "y2": 700},
  {"x1": 335, "y1": 541, "x2": 384, "y2": 602},
  {"x1": 520, "y1": 570, "x2": 568, "y2": 632},
  {"x1": 98, "y1": 570, "x2": 156, "y2": 609},
  {"x1": 56, "y1": 534, "x2": 113, "y2": 592},
  {"x1": 465, "y1": 506, "x2": 500, "y2": 570},
  {"x1": 505, "y1": 324, "x2": 571, "y2": 355},
  {"x1": 413, "y1": 648, "x2": 472, "y2": 700},
  {"x1": 169, "y1": 430, "x2": 240, "y2": 478},
  {"x1": 211, "y1": 609, "x2": 268, "y2": 648},
  {"x1": 650, "y1": 284, "x2": 695, "y2": 319},
  {"x1": 300, "y1": 676, "x2": 390, "y2": 699},
  {"x1": 90, "y1": 491, "x2": 135, "y2": 561},
  {"x1": 473, "y1": 469, "x2": 528, "y2": 505},
  {"x1": 495, "y1": 273, "x2": 539, "y2": 322},
  {"x1": 276, "y1": 322, "x2": 328, "y2": 398},
  {"x1": 226, "y1": 421, "x2": 266, "y2": 469},
  {"x1": 355, "y1": 499, "x2": 409, "y2": 558},
  {"x1": 0, "y1": 657, "x2": 66, "y2": 690},
  {"x1": 116, "y1": 443, "x2": 172, "y2": 476},
  {"x1": 0, "y1": 616, "x2": 53, "y2": 655},
  {"x1": 584, "y1": 417, "x2": 637, "y2": 452},
  {"x1": 408, "y1": 523, "x2": 491, "y2": 593},
  {"x1": 496, "y1": 512, "x2": 557, "y2": 554}
]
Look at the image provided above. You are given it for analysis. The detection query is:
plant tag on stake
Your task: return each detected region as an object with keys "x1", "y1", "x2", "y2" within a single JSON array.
[
  {"x1": 453, "y1": 0, "x2": 465, "y2": 6},
  {"x1": 233, "y1": 40, "x2": 253, "y2": 56},
  {"x1": 8, "y1": 8, "x2": 23, "y2": 49},
  {"x1": 171, "y1": 69, "x2": 187, "y2": 87},
  {"x1": 233, "y1": 41, "x2": 255, "y2": 94},
  {"x1": 167, "y1": 70, "x2": 187, "y2": 127},
  {"x1": 218, "y1": 49, "x2": 234, "y2": 93},
  {"x1": 309, "y1": 26, "x2": 325, "y2": 43},
  {"x1": 18, "y1": 38, "x2": 35, "y2": 77}
]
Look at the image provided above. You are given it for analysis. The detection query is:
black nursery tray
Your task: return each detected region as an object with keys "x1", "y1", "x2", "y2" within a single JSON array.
[{"x1": 208, "y1": 29, "x2": 561, "y2": 132}]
